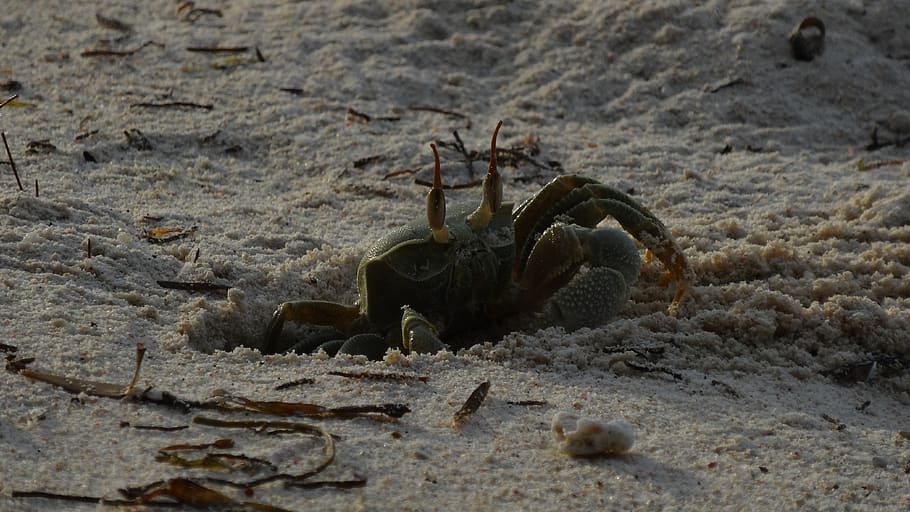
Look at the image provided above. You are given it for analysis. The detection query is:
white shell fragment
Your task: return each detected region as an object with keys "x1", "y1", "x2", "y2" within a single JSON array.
[{"x1": 551, "y1": 412, "x2": 635, "y2": 456}]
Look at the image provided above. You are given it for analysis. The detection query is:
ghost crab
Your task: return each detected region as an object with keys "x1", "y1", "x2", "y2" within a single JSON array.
[{"x1": 265, "y1": 121, "x2": 692, "y2": 359}]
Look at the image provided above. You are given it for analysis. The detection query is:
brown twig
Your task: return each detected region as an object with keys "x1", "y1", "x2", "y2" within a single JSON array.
[
  {"x1": 1, "y1": 132, "x2": 23, "y2": 191},
  {"x1": 353, "y1": 155, "x2": 384, "y2": 168},
  {"x1": 186, "y1": 46, "x2": 249, "y2": 54},
  {"x1": 125, "y1": 423, "x2": 189, "y2": 432},
  {"x1": 279, "y1": 87, "x2": 304, "y2": 96},
  {"x1": 345, "y1": 107, "x2": 399, "y2": 124},
  {"x1": 382, "y1": 169, "x2": 416, "y2": 180},
  {"x1": 409, "y1": 105, "x2": 472, "y2": 129},
  {"x1": 328, "y1": 370, "x2": 428, "y2": 383},
  {"x1": 156, "y1": 281, "x2": 230, "y2": 292},
  {"x1": 857, "y1": 158, "x2": 907, "y2": 171},
  {"x1": 130, "y1": 101, "x2": 213, "y2": 110},
  {"x1": 708, "y1": 77, "x2": 745, "y2": 93},
  {"x1": 274, "y1": 377, "x2": 316, "y2": 391},
  {"x1": 0, "y1": 94, "x2": 19, "y2": 109}
]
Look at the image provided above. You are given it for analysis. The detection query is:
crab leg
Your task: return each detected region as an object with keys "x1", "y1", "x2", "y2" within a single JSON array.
[
  {"x1": 513, "y1": 175, "x2": 693, "y2": 313},
  {"x1": 264, "y1": 300, "x2": 361, "y2": 354}
]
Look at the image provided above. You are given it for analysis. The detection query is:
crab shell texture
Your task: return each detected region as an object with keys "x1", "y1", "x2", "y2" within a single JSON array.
[{"x1": 357, "y1": 200, "x2": 515, "y2": 333}]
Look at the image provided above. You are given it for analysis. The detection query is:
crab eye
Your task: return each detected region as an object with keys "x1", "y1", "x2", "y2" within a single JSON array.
[
  {"x1": 484, "y1": 119, "x2": 503, "y2": 213},
  {"x1": 426, "y1": 144, "x2": 450, "y2": 244},
  {"x1": 467, "y1": 120, "x2": 504, "y2": 229}
]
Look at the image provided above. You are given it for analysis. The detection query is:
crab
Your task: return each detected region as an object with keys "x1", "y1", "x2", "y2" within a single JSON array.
[{"x1": 265, "y1": 121, "x2": 693, "y2": 359}]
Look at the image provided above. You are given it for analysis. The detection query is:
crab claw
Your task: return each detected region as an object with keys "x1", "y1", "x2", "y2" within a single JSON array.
[{"x1": 426, "y1": 143, "x2": 450, "y2": 244}]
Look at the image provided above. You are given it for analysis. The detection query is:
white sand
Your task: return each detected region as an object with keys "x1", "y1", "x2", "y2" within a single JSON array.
[{"x1": 1, "y1": 1, "x2": 909, "y2": 510}]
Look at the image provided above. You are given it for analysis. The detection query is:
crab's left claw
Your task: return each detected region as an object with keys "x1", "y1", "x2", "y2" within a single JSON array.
[
  {"x1": 513, "y1": 175, "x2": 693, "y2": 315},
  {"x1": 517, "y1": 224, "x2": 642, "y2": 329}
]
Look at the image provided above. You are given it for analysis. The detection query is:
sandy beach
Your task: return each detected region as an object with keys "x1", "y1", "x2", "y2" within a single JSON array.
[{"x1": 1, "y1": 1, "x2": 909, "y2": 510}]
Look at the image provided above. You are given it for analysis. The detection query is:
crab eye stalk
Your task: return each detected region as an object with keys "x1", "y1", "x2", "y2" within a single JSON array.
[
  {"x1": 426, "y1": 143, "x2": 450, "y2": 244},
  {"x1": 467, "y1": 120, "x2": 504, "y2": 230}
]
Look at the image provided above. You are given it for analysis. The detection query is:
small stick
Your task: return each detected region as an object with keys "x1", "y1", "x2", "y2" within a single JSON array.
[
  {"x1": 409, "y1": 105, "x2": 472, "y2": 129},
  {"x1": 708, "y1": 77, "x2": 745, "y2": 93},
  {"x1": 328, "y1": 370, "x2": 428, "y2": 383},
  {"x1": 34, "y1": 179, "x2": 38, "y2": 197},
  {"x1": 81, "y1": 41, "x2": 162, "y2": 57},
  {"x1": 130, "y1": 101, "x2": 213, "y2": 110},
  {"x1": 506, "y1": 400, "x2": 547, "y2": 406},
  {"x1": 157, "y1": 280, "x2": 229, "y2": 292},
  {"x1": 382, "y1": 169, "x2": 416, "y2": 180},
  {"x1": 857, "y1": 158, "x2": 907, "y2": 171},
  {"x1": 0, "y1": 94, "x2": 19, "y2": 109},
  {"x1": 1, "y1": 132, "x2": 23, "y2": 191},
  {"x1": 129, "y1": 423, "x2": 189, "y2": 432},
  {"x1": 186, "y1": 46, "x2": 249, "y2": 53},
  {"x1": 353, "y1": 155, "x2": 383, "y2": 168},
  {"x1": 274, "y1": 377, "x2": 316, "y2": 391}
]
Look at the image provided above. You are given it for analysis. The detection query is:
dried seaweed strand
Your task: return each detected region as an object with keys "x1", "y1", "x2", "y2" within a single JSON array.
[
  {"x1": 156, "y1": 451, "x2": 276, "y2": 472},
  {"x1": 160, "y1": 438, "x2": 235, "y2": 451},
  {"x1": 191, "y1": 416, "x2": 336, "y2": 488},
  {"x1": 10, "y1": 490, "x2": 183, "y2": 508},
  {"x1": 17, "y1": 343, "x2": 145, "y2": 398}
]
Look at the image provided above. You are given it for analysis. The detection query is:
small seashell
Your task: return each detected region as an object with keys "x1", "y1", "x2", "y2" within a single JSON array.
[
  {"x1": 551, "y1": 412, "x2": 635, "y2": 456},
  {"x1": 789, "y1": 16, "x2": 825, "y2": 62}
]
